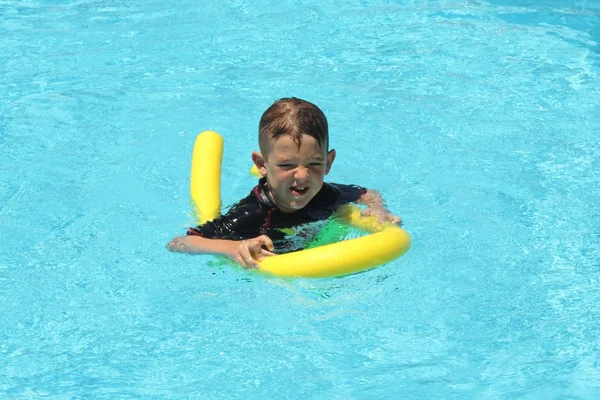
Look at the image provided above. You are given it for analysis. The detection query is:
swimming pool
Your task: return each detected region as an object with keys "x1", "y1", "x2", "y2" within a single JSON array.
[{"x1": 1, "y1": 0, "x2": 599, "y2": 397}]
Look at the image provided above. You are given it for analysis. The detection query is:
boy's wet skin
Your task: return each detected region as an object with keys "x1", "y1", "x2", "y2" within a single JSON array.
[{"x1": 252, "y1": 134, "x2": 336, "y2": 213}]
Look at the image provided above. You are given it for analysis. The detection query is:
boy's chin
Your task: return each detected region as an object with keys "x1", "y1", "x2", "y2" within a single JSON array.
[
  {"x1": 289, "y1": 201, "x2": 306, "y2": 210},
  {"x1": 272, "y1": 189, "x2": 317, "y2": 212},
  {"x1": 284, "y1": 196, "x2": 312, "y2": 212}
]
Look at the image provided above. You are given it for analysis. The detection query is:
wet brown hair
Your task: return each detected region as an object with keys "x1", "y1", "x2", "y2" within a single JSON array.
[{"x1": 258, "y1": 97, "x2": 328, "y2": 155}]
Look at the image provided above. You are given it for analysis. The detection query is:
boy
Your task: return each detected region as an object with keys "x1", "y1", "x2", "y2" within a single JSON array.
[{"x1": 167, "y1": 97, "x2": 400, "y2": 268}]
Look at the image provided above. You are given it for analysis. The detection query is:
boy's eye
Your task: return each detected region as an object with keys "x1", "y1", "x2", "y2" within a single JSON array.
[{"x1": 276, "y1": 162, "x2": 323, "y2": 169}]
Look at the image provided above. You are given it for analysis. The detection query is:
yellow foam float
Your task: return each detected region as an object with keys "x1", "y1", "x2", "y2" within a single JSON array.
[{"x1": 190, "y1": 131, "x2": 411, "y2": 278}]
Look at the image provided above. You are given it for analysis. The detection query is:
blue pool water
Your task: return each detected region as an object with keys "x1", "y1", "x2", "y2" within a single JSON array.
[{"x1": 2, "y1": 0, "x2": 600, "y2": 398}]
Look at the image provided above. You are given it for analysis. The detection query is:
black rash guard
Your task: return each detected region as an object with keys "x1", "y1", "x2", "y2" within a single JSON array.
[{"x1": 187, "y1": 178, "x2": 366, "y2": 252}]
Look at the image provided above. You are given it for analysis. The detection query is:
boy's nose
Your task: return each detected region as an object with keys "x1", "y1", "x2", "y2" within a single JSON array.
[{"x1": 294, "y1": 166, "x2": 309, "y2": 180}]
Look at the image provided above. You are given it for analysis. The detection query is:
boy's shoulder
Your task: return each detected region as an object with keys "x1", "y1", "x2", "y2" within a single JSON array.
[
  {"x1": 223, "y1": 178, "x2": 274, "y2": 220},
  {"x1": 322, "y1": 181, "x2": 367, "y2": 198},
  {"x1": 310, "y1": 181, "x2": 366, "y2": 208},
  {"x1": 241, "y1": 178, "x2": 272, "y2": 208}
]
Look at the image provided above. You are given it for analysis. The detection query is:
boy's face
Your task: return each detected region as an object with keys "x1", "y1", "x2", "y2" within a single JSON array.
[{"x1": 252, "y1": 134, "x2": 336, "y2": 213}]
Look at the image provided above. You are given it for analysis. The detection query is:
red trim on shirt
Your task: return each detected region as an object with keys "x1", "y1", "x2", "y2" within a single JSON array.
[
  {"x1": 187, "y1": 228, "x2": 203, "y2": 236},
  {"x1": 262, "y1": 207, "x2": 277, "y2": 232}
]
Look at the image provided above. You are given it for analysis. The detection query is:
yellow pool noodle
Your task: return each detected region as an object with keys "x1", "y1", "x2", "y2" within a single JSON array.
[{"x1": 190, "y1": 131, "x2": 223, "y2": 224}]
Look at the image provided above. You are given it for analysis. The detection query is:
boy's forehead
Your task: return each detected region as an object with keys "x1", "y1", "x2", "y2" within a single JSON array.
[{"x1": 265, "y1": 134, "x2": 325, "y2": 158}]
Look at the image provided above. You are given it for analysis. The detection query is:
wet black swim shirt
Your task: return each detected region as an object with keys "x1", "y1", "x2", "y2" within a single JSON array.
[{"x1": 187, "y1": 178, "x2": 366, "y2": 251}]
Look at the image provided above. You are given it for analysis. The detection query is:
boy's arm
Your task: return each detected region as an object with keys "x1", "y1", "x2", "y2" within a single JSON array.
[
  {"x1": 166, "y1": 234, "x2": 275, "y2": 268},
  {"x1": 357, "y1": 189, "x2": 402, "y2": 225}
]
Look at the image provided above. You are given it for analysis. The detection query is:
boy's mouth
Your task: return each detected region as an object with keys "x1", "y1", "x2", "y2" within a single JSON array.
[{"x1": 290, "y1": 186, "x2": 309, "y2": 196}]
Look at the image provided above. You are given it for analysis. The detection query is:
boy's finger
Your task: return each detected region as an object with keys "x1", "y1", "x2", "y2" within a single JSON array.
[
  {"x1": 237, "y1": 248, "x2": 257, "y2": 268},
  {"x1": 241, "y1": 256, "x2": 258, "y2": 269},
  {"x1": 259, "y1": 235, "x2": 275, "y2": 251},
  {"x1": 389, "y1": 215, "x2": 402, "y2": 225},
  {"x1": 255, "y1": 249, "x2": 276, "y2": 262},
  {"x1": 245, "y1": 253, "x2": 259, "y2": 267},
  {"x1": 235, "y1": 255, "x2": 249, "y2": 268}
]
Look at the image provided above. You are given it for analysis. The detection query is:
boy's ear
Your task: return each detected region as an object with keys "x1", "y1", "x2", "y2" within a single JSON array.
[
  {"x1": 325, "y1": 149, "x2": 336, "y2": 174},
  {"x1": 252, "y1": 151, "x2": 268, "y2": 176}
]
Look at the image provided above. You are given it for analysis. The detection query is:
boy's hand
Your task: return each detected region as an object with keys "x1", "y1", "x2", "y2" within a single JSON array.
[
  {"x1": 361, "y1": 207, "x2": 402, "y2": 225},
  {"x1": 231, "y1": 235, "x2": 276, "y2": 269},
  {"x1": 358, "y1": 189, "x2": 402, "y2": 225}
]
